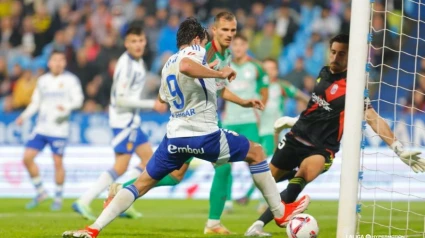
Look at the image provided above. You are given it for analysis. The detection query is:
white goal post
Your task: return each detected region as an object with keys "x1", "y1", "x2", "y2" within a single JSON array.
[{"x1": 336, "y1": 0, "x2": 371, "y2": 237}]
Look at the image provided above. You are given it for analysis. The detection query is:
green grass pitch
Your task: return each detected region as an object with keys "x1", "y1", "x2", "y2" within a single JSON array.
[{"x1": 0, "y1": 199, "x2": 423, "y2": 237}]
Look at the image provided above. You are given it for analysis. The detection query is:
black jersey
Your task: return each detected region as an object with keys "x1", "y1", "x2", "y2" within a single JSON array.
[{"x1": 291, "y1": 66, "x2": 363, "y2": 153}]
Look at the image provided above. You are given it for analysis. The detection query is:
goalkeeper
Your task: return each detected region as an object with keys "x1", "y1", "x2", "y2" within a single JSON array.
[{"x1": 245, "y1": 33, "x2": 425, "y2": 237}]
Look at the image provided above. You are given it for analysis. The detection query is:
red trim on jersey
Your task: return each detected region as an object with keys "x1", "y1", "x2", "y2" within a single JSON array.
[
  {"x1": 325, "y1": 79, "x2": 346, "y2": 102},
  {"x1": 304, "y1": 103, "x2": 319, "y2": 116},
  {"x1": 337, "y1": 110, "x2": 345, "y2": 142},
  {"x1": 211, "y1": 40, "x2": 219, "y2": 52}
]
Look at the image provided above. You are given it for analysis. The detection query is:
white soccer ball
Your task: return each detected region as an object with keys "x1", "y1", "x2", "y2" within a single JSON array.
[{"x1": 286, "y1": 213, "x2": 319, "y2": 238}]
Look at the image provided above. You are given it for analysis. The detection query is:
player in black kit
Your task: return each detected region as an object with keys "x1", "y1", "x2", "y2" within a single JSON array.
[{"x1": 245, "y1": 34, "x2": 425, "y2": 237}]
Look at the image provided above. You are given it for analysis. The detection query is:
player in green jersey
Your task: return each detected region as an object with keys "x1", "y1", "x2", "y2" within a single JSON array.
[
  {"x1": 259, "y1": 58, "x2": 309, "y2": 157},
  {"x1": 220, "y1": 33, "x2": 269, "y2": 214},
  {"x1": 236, "y1": 58, "x2": 309, "y2": 210}
]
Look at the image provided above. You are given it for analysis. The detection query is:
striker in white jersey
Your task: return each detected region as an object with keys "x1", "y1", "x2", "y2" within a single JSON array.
[
  {"x1": 20, "y1": 71, "x2": 84, "y2": 138},
  {"x1": 159, "y1": 45, "x2": 219, "y2": 138},
  {"x1": 109, "y1": 52, "x2": 155, "y2": 129}
]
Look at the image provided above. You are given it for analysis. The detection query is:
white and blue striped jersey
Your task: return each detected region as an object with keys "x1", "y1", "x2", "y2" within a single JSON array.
[
  {"x1": 20, "y1": 71, "x2": 84, "y2": 138},
  {"x1": 109, "y1": 52, "x2": 155, "y2": 129},
  {"x1": 159, "y1": 45, "x2": 219, "y2": 138}
]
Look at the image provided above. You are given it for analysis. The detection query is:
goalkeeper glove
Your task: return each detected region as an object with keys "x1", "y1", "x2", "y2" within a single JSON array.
[
  {"x1": 274, "y1": 116, "x2": 298, "y2": 134},
  {"x1": 391, "y1": 141, "x2": 425, "y2": 173}
]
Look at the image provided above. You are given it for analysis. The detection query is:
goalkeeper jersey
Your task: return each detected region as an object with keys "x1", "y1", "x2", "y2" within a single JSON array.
[
  {"x1": 223, "y1": 59, "x2": 269, "y2": 125},
  {"x1": 259, "y1": 81, "x2": 297, "y2": 136},
  {"x1": 291, "y1": 66, "x2": 372, "y2": 152}
]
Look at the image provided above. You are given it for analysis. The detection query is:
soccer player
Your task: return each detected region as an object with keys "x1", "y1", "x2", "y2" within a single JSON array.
[
  {"x1": 236, "y1": 58, "x2": 309, "y2": 208},
  {"x1": 244, "y1": 34, "x2": 425, "y2": 236},
  {"x1": 62, "y1": 17, "x2": 309, "y2": 238},
  {"x1": 72, "y1": 25, "x2": 171, "y2": 220},
  {"x1": 15, "y1": 50, "x2": 84, "y2": 211},
  {"x1": 219, "y1": 32, "x2": 269, "y2": 214}
]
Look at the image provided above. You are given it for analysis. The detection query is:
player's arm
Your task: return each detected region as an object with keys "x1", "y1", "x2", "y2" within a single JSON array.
[
  {"x1": 16, "y1": 82, "x2": 41, "y2": 125},
  {"x1": 64, "y1": 76, "x2": 84, "y2": 111},
  {"x1": 365, "y1": 107, "x2": 425, "y2": 173},
  {"x1": 221, "y1": 86, "x2": 264, "y2": 110},
  {"x1": 179, "y1": 57, "x2": 233, "y2": 80},
  {"x1": 254, "y1": 62, "x2": 269, "y2": 104},
  {"x1": 114, "y1": 62, "x2": 156, "y2": 110},
  {"x1": 280, "y1": 81, "x2": 310, "y2": 103}
]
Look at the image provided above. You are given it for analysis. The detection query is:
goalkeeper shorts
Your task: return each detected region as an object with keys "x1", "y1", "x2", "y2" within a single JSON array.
[{"x1": 271, "y1": 133, "x2": 335, "y2": 172}]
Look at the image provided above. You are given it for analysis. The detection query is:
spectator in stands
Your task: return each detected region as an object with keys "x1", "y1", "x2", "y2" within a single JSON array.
[
  {"x1": 251, "y1": 1, "x2": 267, "y2": 30},
  {"x1": 157, "y1": 14, "x2": 179, "y2": 56},
  {"x1": 96, "y1": 58, "x2": 116, "y2": 109},
  {"x1": 250, "y1": 20, "x2": 282, "y2": 60},
  {"x1": 311, "y1": 6, "x2": 341, "y2": 38},
  {"x1": 69, "y1": 48, "x2": 99, "y2": 98},
  {"x1": 0, "y1": 16, "x2": 21, "y2": 50},
  {"x1": 20, "y1": 16, "x2": 36, "y2": 56},
  {"x1": 283, "y1": 57, "x2": 308, "y2": 90},
  {"x1": 275, "y1": 3, "x2": 299, "y2": 45},
  {"x1": 11, "y1": 70, "x2": 37, "y2": 110},
  {"x1": 10, "y1": 0, "x2": 24, "y2": 31},
  {"x1": 303, "y1": 75, "x2": 315, "y2": 94},
  {"x1": 88, "y1": 2, "x2": 112, "y2": 44},
  {"x1": 0, "y1": 56, "x2": 11, "y2": 99},
  {"x1": 32, "y1": 2, "x2": 53, "y2": 56},
  {"x1": 340, "y1": 6, "x2": 351, "y2": 34},
  {"x1": 82, "y1": 36, "x2": 100, "y2": 62},
  {"x1": 95, "y1": 31, "x2": 123, "y2": 72}
]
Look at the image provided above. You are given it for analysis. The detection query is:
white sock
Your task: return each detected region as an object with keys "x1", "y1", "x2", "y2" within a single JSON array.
[
  {"x1": 90, "y1": 185, "x2": 138, "y2": 230},
  {"x1": 254, "y1": 220, "x2": 264, "y2": 227},
  {"x1": 225, "y1": 200, "x2": 233, "y2": 207},
  {"x1": 126, "y1": 166, "x2": 144, "y2": 179},
  {"x1": 207, "y1": 219, "x2": 220, "y2": 227},
  {"x1": 31, "y1": 176, "x2": 46, "y2": 194},
  {"x1": 249, "y1": 161, "x2": 284, "y2": 218},
  {"x1": 55, "y1": 185, "x2": 63, "y2": 203},
  {"x1": 78, "y1": 170, "x2": 118, "y2": 206}
]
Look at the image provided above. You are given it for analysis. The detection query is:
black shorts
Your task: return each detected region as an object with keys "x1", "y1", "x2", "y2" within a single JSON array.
[{"x1": 271, "y1": 133, "x2": 335, "y2": 172}]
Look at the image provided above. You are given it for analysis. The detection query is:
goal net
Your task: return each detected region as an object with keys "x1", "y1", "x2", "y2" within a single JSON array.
[{"x1": 357, "y1": 0, "x2": 425, "y2": 236}]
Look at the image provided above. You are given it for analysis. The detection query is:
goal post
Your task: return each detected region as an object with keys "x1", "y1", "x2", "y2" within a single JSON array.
[{"x1": 336, "y1": 0, "x2": 371, "y2": 237}]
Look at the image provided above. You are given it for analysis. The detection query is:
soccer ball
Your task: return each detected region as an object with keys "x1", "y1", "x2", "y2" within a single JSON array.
[{"x1": 286, "y1": 214, "x2": 319, "y2": 238}]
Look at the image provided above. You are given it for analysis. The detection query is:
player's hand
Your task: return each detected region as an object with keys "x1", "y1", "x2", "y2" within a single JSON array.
[
  {"x1": 274, "y1": 116, "x2": 298, "y2": 134},
  {"x1": 15, "y1": 117, "x2": 23, "y2": 126},
  {"x1": 241, "y1": 99, "x2": 264, "y2": 110},
  {"x1": 208, "y1": 60, "x2": 219, "y2": 69},
  {"x1": 220, "y1": 66, "x2": 237, "y2": 82},
  {"x1": 398, "y1": 151, "x2": 425, "y2": 173},
  {"x1": 153, "y1": 99, "x2": 168, "y2": 113}
]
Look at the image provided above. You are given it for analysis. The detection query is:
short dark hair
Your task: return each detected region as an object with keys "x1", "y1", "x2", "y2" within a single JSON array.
[
  {"x1": 50, "y1": 49, "x2": 65, "y2": 59},
  {"x1": 177, "y1": 17, "x2": 206, "y2": 48},
  {"x1": 125, "y1": 25, "x2": 144, "y2": 37},
  {"x1": 214, "y1": 11, "x2": 236, "y2": 23},
  {"x1": 263, "y1": 57, "x2": 278, "y2": 67},
  {"x1": 234, "y1": 32, "x2": 248, "y2": 42},
  {"x1": 330, "y1": 34, "x2": 349, "y2": 47},
  {"x1": 203, "y1": 28, "x2": 211, "y2": 42}
]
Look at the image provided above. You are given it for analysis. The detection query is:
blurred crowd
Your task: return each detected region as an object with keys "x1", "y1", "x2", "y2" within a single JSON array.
[{"x1": 0, "y1": 0, "x2": 422, "y2": 115}]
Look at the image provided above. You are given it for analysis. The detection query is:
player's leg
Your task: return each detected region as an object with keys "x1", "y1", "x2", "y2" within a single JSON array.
[
  {"x1": 73, "y1": 128, "x2": 134, "y2": 220},
  {"x1": 237, "y1": 134, "x2": 274, "y2": 206},
  {"x1": 131, "y1": 128, "x2": 152, "y2": 177},
  {"x1": 48, "y1": 137, "x2": 67, "y2": 211},
  {"x1": 103, "y1": 158, "x2": 192, "y2": 210},
  {"x1": 23, "y1": 134, "x2": 49, "y2": 209},
  {"x1": 63, "y1": 136, "x2": 187, "y2": 237},
  {"x1": 246, "y1": 140, "x2": 333, "y2": 236}
]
